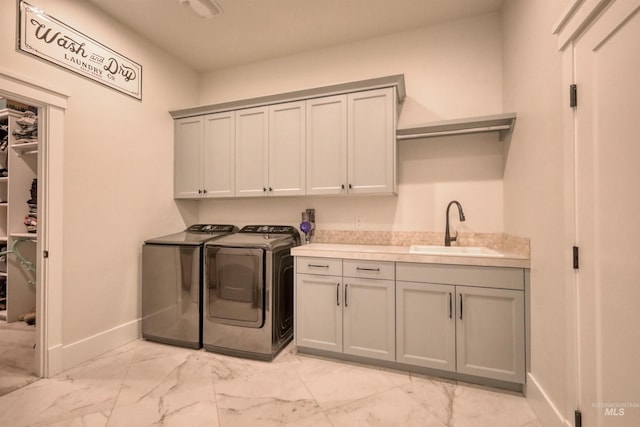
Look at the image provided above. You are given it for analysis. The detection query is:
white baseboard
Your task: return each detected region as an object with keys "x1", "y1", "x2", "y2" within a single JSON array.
[
  {"x1": 59, "y1": 318, "x2": 141, "y2": 373},
  {"x1": 526, "y1": 372, "x2": 572, "y2": 427},
  {"x1": 46, "y1": 343, "x2": 64, "y2": 377}
]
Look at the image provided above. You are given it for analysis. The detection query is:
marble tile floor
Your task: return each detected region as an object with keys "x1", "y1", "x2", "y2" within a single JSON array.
[
  {"x1": 0, "y1": 320, "x2": 37, "y2": 397},
  {"x1": 0, "y1": 339, "x2": 542, "y2": 427}
]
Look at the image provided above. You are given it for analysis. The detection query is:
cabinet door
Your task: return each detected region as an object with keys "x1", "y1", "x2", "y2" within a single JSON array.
[
  {"x1": 203, "y1": 112, "x2": 235, "y2": 197},
  {"x1": 347, "y1": 88, "x2": 396, "y2": 195},
  {"x1": 343, "y1": 277, "x2": 395, "y2": 361},
  {"x1": 396, "y1": 281, "x2": 455, "y2": 371},
  {"x1": 174, "y1": 116, "x2": 203, "y2": 199},
  {"x1": 306, "y1": 95, "x2": 348, "y2": 195},
  {"x1": 235, "y1": 106, "x2": 268, "y2": 197},
  {"x1": 296, "y1": 273, "x2": 343, "y2": 352},
  {"x1": 456, "y1": 286, "x2": 525, "y2": 383},
  {"x1": 268, "y1": 101, "x2": 306, "y2": 196}
]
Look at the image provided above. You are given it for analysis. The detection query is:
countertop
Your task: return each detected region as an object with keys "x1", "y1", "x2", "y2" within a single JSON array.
[{"x1": 291, "y1": 243, "x2": 530, "y2": 269}]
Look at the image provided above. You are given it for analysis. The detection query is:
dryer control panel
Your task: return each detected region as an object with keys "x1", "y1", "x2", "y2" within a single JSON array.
[{"x1": 240, "y1": 225, "x2": 297, "y2": 234}]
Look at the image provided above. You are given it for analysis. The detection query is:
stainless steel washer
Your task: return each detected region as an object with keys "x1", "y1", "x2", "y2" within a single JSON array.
[
  {"x1": 203, "y1": 225, "x2": 300, "y2": 360},
  {"x1": 142, "y1": 224, "x2": 238, "y2": 348}
]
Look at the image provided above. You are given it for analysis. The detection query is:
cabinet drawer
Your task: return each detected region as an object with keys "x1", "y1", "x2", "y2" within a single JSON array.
[
  {"x1": 396, "y1": 262, "x2": 524, "y2": 291},
  {"x1": 343, "y1": 259, "x2": 394, "y2": 280},
  {"x1": 296, "y1": 257, "x2": 342, "y2": 276}
]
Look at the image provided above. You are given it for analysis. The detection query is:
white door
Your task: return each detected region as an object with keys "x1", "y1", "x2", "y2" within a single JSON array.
[
  {"x1": 268, "y1": 101, "x2": 306, "y2": 196},
  {"x1": 306, "y1": 95, "x2": 348, "y2": 195},
  {"x1": 456, "y1": 286, "x2": 525, "y2": 383},
  {"x1": 235, "y1": 106, "x2": 268, "y2": 197},
  {"x1": 203, "y1": 112, "x2": 235, "y2": 197},
  {"x1": 343, "y1": 277, "x2": 395, "y2": 361},
  {"x1": 396, "y1": 281, "x2": 455, "y2": 371},
  {"x1": 573, "y1": 2, "x2": 640, "y2": 424},
  {"x1": 295, "y1": 273, "x2": 343, "y2": 352},
  {"x1": 174, "y1": 116, "x2": 203, "y2": 198},
  {"x1": 347, "y1": 88, "x2": 396, "y2": 194}
]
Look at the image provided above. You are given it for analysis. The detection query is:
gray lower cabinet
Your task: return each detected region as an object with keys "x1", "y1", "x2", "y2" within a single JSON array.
[
  {"x1": 396, "y1": 281, "x2": 456, "y2": 371},
  {"x1": 296, "y1": 257, "x2": 395, "y2": 361},
  {"x1": 396, "y1": 262, "x2": 525, "y2": 384},
  {"x1": 296, "y1": 256, "x2": 526, "y2": 385}
]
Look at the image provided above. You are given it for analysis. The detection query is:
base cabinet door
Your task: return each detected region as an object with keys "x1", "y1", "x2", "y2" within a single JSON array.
[
  {"x1": 456, "y1": 286, "x2": 525, "y2": 383},
  {"x1": 343, "y1": 278, "x2": 395, "y2": 361},
  {"x1": 296, "y1": 273, "x2": 343, "y2": 352},
  {"x1": 396, "y1": 281, "x2": 456, "y2": 371}
]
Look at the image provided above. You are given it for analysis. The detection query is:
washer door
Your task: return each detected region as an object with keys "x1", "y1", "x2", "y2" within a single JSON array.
[
  {"x1": 205, "y1": 246, "x2": 264, "y2": 328},
  {"x1": 142, "y1": 244, "x2": 200, "y2": 346}
]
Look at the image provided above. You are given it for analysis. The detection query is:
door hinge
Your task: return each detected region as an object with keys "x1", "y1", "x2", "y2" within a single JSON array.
[
  {"x1": 573, "y1": 246, "x2": 579, "y2": 269},
  {"x1": 570, "y1": 84, "x2": 578, "y2": 108},
  {"x1": 575, "y1": 409, "x2": 582, "y2": 427}
]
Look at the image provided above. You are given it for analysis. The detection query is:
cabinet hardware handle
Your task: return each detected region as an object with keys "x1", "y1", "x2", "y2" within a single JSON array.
[
  {"x1": 308, "y1": 264, "x2": 329, "y2": 268},
  {"x1": 203, "y1": 189, "x2": 208, "y2": 194},
  {"x1": 459, "y1": 294, "x2": 463, "y2": 320},
  {"x1": 336, "y1": 283, "x2": 340, "y2": 306},
  {"x1": 341, "y1": 184, "x2": 345, "y2": 190},
  {"x1": 198, "y1": 189, "x2": 202, "y2": 194},
  {"x1": 348, "y1": 184, "x2": 352, "y2": 189},
  {"x1": 356, "y1": 267, "x2": 380, "y2": 272},
  {"x1": 263, "y1": 187, "x2": 267, "y2": 192},
  {"x1": 269, "y1": 187, "x2": 273, "y2": 192},
  {"x1": 449, "y1": 292, "x2": 452, "y2": 319},
  {"x1": 345, "y1": 284, "x2": 349, "y2": 307}
]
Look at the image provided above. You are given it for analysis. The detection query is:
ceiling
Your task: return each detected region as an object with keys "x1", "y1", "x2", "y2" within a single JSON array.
[{"x1": 85, "y1": 0, "x2": 504, "y2": 73}]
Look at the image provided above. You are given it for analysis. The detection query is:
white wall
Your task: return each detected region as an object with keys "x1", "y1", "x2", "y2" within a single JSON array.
[
  {"x1": 501, "y1": 1, "x2": 572, "y2": 426},
  {"x1": 196, "y1": 13, "x2": 505, "y2": 234},
  {"x1": 0, "y1": 0, "x2": 199, "y2": 368}
]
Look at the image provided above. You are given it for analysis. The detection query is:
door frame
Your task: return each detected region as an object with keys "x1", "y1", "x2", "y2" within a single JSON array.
[{"x1": 0, "y1": 67, "x2": 67, "y2": 377}]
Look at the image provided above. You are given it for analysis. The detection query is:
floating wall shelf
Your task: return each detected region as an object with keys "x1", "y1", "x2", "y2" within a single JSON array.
[{"x1": 396, "y1": 113, "x2": 517, "y2": 141}]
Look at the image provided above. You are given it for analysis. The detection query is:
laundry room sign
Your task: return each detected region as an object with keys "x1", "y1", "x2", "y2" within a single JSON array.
[{"x1": 18, "y1": 1, "x2": 143, "y2": 100}]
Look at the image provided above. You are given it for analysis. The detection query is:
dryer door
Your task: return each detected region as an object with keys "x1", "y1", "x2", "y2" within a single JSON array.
[{"x1": 204, "y1": 246, "x2": 265, "y2": 328}]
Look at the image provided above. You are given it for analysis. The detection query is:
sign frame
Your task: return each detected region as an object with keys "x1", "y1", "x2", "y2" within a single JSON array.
[{"x1": 17, "y1": 1, "x2": 143, "y2": 100}]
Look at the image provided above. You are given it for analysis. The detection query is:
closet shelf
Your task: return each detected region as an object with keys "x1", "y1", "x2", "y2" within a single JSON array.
[
  {"x1": 396, "y1": 113, "x2": 517, "y2": 141},
  {"x1": 11, "y1": 141, "x2": 38, "y2": 156}
]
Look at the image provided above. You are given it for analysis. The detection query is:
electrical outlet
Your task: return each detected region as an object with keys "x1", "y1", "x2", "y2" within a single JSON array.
[{"x1": 355, "y1": 218, "x2": 362, "y2": 229}]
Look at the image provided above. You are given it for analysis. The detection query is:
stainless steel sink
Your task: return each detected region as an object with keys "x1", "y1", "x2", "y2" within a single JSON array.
[{"x1": 409, "y1": 245, "x2": 504, "y2": 257}]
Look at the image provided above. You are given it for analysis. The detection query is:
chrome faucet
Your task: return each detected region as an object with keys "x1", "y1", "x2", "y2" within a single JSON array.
[{"x1": 445, "y1": 200, "x2": 465, "y2": 246}]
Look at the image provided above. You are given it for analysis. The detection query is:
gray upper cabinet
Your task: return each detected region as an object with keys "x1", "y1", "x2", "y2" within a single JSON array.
[
  {"x1": 306, "y1": 95, "x2": 348, "y2": 195},
  {"x1": 268, "y1": 101, "x2": 306, "y2": 196},
  {"x1": 306, "y1": 88, "x2": 397, "y2": 196},
  {"x1": 174, "y1": 112, "x2": 235, "y2": 199},
  {"x1": 234, "y1": 106, "x2": 269, "y2": 197},
  {"x1": 171, "y1": 75, "x2": 405, "y2": 199},
  {"x1": 174, "y1": 116, "x2": 203, "y2": 199},
  {"x1": 347, "y1": 88, "x2": 396, "y2": 195}
]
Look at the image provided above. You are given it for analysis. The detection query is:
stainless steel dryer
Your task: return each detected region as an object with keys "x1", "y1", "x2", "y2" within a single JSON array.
[
  {"x1": 142, "y1": 224, "x2": 238, "y2": 349},
  {"x1": 203, "y1": 225, "x2": 301, "y2": 360}
]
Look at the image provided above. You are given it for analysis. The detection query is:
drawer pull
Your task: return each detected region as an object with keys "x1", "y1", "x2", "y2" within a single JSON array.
[
  {"x1": 459, "y1": 294, "x2": 463, "y2": 320},
  {"x1": 336, "y1": 283, "x2": 340, "y2": 306},
  {"x1": 308, "y1": 264, "x2": 330, "y2": 268},
  {"x1": 449, "y1": 292, "x2": 452, "y2": 319},
  {"x1": 356, "y1": 267, "x2": 380, "y2": 272}
]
